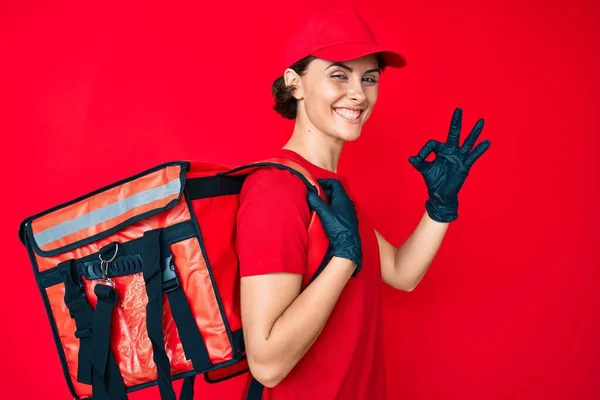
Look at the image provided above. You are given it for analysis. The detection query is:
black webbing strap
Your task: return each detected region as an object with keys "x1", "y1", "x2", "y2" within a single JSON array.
[
  {"x1": 59, "y1": 259, "x2": 93, "y2": 385},
  {"x1": 142, "y1": 229, "x2": 178, "y2": 400},
  {"x1": 58, "y1": 260, "x2": 127, "y2": 400},
  {"x1": 91, "y1": 283, "x2": 127, "y2": 400},
  {"x1": 162, "y1": 252, "x2": 212, "y2": 373},
  {"x1": 180, "y1": 376, "x2": 195, "y2": 400},
  {"x1": 142, "y1": 229, "x2": 212, "y2": 399},
  {"x1": 185, "y1": 175, "x2": 245, "y2": 200},
  {"x1": 247, "y1": 377, "x2": 265, "y2": 400}
]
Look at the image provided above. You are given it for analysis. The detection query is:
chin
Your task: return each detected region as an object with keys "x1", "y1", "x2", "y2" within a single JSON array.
[
  {"x1": 329, "y1": 111, "x2": 367, "y2": 142},
  {"x1": 331, "y1": 128, "x2": 362, "y2": 142},
  {"x1": 342, "y1": 131, "x2": 362, "y2": 141}
]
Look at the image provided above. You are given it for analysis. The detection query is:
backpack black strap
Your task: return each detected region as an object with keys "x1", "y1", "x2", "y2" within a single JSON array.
[
  {"x1": 142, "y1": 229, "x2": 212, "y2": 400},
  {"x1": 181, "y1": 376, "x2": 195, "y2": 400},
  {"x1": 58, "y1": 260, "x2": 128, "y2": 400},
  {"x1": 142, "y1": 229, "x2": 178, "y2": 399},
  {"x1": 92, "y1": 282, "x2": 127, "y2": 400},
  {"x1": 247, "y1": 377, "x2": 265, "y2": 399},
  {"x1": 161, "y1": 249, "x2": 212, "y2": 372}
]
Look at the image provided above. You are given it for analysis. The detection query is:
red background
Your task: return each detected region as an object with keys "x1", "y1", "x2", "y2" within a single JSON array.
[{"x1": 1, "y1": 0, "x2": 599, "y2": 398}]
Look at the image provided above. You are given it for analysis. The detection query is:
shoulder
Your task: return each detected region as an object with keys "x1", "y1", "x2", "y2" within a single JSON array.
[
  {"x1": 240, "y1": 166, "x2": 308, "y2": 205},
  {"x1": 237, "y1": 166, "x2": 311, "y2": 231},
  {"x1": 236, "y1": 166, "x2": 311, "y2": 277}
]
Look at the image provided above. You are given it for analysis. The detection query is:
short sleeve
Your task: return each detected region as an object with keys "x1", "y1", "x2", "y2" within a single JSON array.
[{"x1": 236, "y1": 167, "x2": 311, "y2": 277}]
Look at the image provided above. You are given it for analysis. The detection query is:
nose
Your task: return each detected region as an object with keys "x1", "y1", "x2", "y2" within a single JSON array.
[{"x1": 346, "y1": 78, "x2": 367, "y2": 104}]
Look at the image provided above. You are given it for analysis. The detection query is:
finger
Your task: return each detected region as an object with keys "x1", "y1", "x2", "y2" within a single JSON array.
[
  {"x1": 317, "y1": 178, "x2": 342, "y2": 191},
  {"x1": 329, "y1": 182, "x2": 355, "y2": 212},
  {"x1": 316, "y1": 178, "x2": 334, "y2": 201},
  {"x1": 314, "y1": 180, "x2": 351, "y2": 217},
  {"x1": 460, "y1": 118, "x2": 484, "y2": 155},
  {"x1": 464, "y1": 140, "x2": 491, "y2": 168},
  {"x1": 307, "y1": 189, "x2": 332, "y2": 213},
  {"x1": 408, "y1": 155, "x2": 431, "y2": 173},
  {"x1": 307, "y1": 197, "x2": 338, "y2": 229},
  {"x1": 317, "y1": 179, "x2": 355, "y2": 217},
  {"x1": 447, "y1": 107, "x2": 463, "y2": 148},
  {"x1": 416, "y1": 139, "x2": 444, "y2": 161},
  {"x1": 317, "y1": 178, "x2": 343, "y2": 202}
]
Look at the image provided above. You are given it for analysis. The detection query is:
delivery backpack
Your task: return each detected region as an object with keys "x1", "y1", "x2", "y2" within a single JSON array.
[{"x1": 18, "y1": 159, "x2": 330, "y2": 400}]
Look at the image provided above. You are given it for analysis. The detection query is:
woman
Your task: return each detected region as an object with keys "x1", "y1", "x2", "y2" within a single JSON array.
[{"x1": 235, "y1": 8, "x2": 490, "y2": 400}]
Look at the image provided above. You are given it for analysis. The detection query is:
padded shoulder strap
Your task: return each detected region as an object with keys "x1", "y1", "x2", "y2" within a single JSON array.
[{"x1": 219, "y1": 158, "x2": 325, "y2": 199}]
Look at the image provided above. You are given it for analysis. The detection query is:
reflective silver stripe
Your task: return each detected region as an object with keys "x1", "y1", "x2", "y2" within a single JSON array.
[{"x1": 34, "y1": 178, "x2": 182, "y2": 247}]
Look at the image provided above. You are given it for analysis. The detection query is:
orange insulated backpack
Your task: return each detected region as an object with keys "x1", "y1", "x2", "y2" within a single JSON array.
[{"x1": 18, "y1": 159, "x2": 330, "y2": 400}]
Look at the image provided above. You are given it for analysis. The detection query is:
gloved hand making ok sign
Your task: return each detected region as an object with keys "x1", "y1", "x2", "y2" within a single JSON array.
[
  {"x1": 307, "y1": 179, "x2": 362, "y2": 276},
  {"x1": 409, "y1": 108, "x2": 491, "y2": 223}
]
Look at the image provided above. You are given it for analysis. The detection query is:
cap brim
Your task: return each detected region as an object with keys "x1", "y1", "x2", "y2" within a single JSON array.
[{"x1": 312, "y1": 42, "x2": 407, "y2": 68}]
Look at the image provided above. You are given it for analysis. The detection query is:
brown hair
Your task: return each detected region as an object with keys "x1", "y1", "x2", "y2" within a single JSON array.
[{"x1": 271, "y1": 54, "x2": 388, "y2": 120}]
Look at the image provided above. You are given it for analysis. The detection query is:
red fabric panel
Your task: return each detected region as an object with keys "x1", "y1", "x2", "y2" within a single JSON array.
[
  {"x1": 171, "y1": 238, "x2": 233, "y2": 363},
  {"x1": 190, "y1": 196, "x2": 242, "y2": 332},
  {"x1": 206, "y1": 359, "x2": 249, "y2": 382}
]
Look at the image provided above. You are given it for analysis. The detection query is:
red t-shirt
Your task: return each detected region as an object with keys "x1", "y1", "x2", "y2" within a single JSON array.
[{"x1": 236, "y1": 149, "x2": 386, "y2": 400}]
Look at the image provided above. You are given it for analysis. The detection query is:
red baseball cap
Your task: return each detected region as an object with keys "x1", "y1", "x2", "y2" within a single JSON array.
[{"x1": 283, "y1": 8, "x2": 407, "y2": 70}]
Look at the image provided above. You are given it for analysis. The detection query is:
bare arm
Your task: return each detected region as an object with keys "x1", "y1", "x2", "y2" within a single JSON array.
[
  {"x1": 241, "y1": 257, "x2": 355, "y2": 388},
  {"x1": 377, "y1": 211, "x2": 449, "y2": 291}
]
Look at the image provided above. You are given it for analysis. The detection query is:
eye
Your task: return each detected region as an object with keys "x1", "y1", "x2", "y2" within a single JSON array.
[
  {"x1": 331, "y1": 74, "x2": 347, "y2": 80},
  {"x1": 330, "y1": 74, "x2": 378, "y2": 83}
]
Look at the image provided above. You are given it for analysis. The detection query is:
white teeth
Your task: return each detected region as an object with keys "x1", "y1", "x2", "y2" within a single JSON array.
[{"x1": 334, "y1": 108, "x2": 361, "y2": 120}]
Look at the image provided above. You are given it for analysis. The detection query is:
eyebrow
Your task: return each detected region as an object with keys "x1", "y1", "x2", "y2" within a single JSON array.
[{"x1": 325, "y1": 62, "x2": 380, "y2": 75}]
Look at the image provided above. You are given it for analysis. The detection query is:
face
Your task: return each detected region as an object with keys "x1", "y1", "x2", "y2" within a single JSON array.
[{"x1": 285, "y1": 55, "x2": 381, "y2": 142}]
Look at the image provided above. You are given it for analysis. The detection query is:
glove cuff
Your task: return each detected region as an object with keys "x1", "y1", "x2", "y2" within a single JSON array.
[
  {"x1": 425, "y1": 198, "x2": 458, "y2": 223},
  {"x1": 332, "y1": 232, "x2": 363, "y2": 276},
  {"x1": 351, "y1": 262, "x2": 362, "y2": 277}
]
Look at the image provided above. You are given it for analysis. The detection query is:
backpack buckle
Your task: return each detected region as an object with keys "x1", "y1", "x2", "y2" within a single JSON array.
[
  {"x1": 162, "y1": 254, "x2": 180, "y2": 293},
  {"x1": 98, "y1": 242, "x2": 119, "y2": 288}
]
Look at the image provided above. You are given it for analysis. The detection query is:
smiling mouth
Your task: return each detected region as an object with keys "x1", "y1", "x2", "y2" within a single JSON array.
[{"x1": 333, "y1": 107, "x2": 363, "y2": 121}]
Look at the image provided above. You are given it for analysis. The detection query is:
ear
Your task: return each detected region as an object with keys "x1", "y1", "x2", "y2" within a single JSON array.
[{"x1": 284, "y1": 68, "x2": 304, "y2": 100}]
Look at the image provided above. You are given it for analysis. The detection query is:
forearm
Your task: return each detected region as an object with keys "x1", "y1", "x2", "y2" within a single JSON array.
[
  {"x1": 394, "y1": 211, "x2": 449, "y2": 288},
  {"x1": 251, "y1": 257, "x2": 355, "y2": 386}
]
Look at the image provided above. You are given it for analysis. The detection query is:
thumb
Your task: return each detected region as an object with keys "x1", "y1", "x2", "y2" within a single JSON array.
[
  {"x1": 317, "y1": 178, "x2": 343, "y2": 200},
  {"x1": 408, "y1": 156, "x2": 428, "y2": 173},
  {"x1": 307, "y1": 189, "x2": 330, "y2": 214},
  {"x1": 307, "y1": 190, "x2": 337, "y2": 227}
]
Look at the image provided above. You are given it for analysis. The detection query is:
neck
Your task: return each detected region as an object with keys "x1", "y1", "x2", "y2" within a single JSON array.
[{"x1": 282, "y1": 116, "x2": 344, "y2": 173}]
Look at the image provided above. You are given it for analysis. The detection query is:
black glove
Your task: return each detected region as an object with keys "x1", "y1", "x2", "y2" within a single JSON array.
[
  {"x1": 409, "y1": 107, "x2": 491, "y2": 222},
  {"x1": 306, "y1": 178, "x2": 362, "y2": 276}
]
